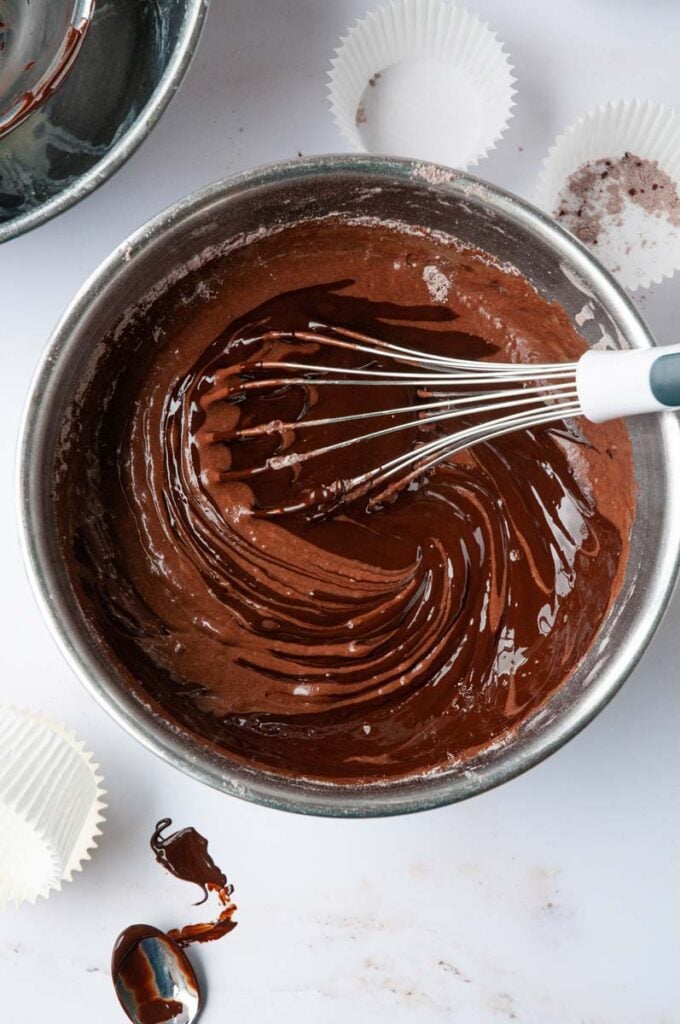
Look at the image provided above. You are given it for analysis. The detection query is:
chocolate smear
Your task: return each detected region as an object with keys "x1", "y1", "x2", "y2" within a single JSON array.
[{"x1": 151, "y1": 818, "x2": 237, "y2": 948}]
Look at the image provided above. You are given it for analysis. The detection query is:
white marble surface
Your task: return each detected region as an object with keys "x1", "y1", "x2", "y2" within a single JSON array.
[{"x1": 1, "y1": 1, "x2": 680, "y2": 1020}]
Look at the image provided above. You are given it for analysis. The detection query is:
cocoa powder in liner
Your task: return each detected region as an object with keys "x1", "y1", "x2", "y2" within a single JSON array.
[{"x1": 556, "y1": 151, "x2": 680, "y2": 249}]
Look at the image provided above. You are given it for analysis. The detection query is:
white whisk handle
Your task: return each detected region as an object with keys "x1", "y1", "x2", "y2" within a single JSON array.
[{"x1": 576, "y1": 343, "x2": 680, "y2": 423}]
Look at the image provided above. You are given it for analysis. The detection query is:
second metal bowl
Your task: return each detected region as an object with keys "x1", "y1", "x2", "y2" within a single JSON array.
[
  {"x1": 18, "y1": 156, "x2": 680, "y2": 816},
  {"x1": 0, "y1": 0, "x2": 208, "y2": 242}
]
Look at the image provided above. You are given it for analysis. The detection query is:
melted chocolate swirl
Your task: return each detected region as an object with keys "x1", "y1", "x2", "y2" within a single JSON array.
[{"x1": 61, "y1": 221, "x2": 634, "y2": 782}]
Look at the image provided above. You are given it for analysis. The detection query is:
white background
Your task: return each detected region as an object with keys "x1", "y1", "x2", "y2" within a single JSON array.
[{"x1": 2, "y1": 1, "x2": 680, "y2": 1021}]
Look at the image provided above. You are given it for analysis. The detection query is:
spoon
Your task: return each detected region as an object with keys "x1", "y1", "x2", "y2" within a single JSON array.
[{"x1": 112, "y1": 924, "x2": 201, "y2": 1024}]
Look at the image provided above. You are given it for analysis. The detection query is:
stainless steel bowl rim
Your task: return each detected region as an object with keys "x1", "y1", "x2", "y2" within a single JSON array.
[
  {"x1": 0, "y1": 0, "x2": 209, "y2": 243},
  {"x1": 18, "y1": 155, "x2": 680, "y2": 816}
]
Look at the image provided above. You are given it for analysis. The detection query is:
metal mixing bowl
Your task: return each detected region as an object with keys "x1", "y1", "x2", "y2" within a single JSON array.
[
  {"x1": 18, "y1": 156, "x2": 680, "y2": 817},
  {"x1": 0, "y1": 0, "x2": 208, "y2": 242}
]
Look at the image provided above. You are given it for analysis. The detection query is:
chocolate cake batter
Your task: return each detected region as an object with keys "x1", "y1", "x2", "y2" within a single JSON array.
[{"x1": 59, "y1": 219, "x2": 634, "y2": 783}]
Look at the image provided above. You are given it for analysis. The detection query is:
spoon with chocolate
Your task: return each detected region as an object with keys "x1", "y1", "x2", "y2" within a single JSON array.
[{"x1": 112, "y1": 925, "x2": 201, "y2": 1024}]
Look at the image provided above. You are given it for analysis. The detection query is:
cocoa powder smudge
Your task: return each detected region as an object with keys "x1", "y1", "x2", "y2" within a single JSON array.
[{"x1": 555, "y1": 151, "x2": 680, "y2": 247}]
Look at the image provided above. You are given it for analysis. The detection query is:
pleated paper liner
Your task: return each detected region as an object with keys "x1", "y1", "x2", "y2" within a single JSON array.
[
  {"x1": 328, "y1": 0, "x2": 515, "y2": 170},
  {"x1": 0, "y1": 707, "x2": 106, "y2": 907}
]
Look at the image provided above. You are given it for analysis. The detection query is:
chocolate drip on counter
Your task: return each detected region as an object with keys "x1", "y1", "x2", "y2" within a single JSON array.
[
  {"x1": 150, "y1": 817, "x2": 228, "y2": 905},
  {"x1": 112, "y1": 822, "x2": 236, "y2": 1022},
  {"x1": 150, "y1": 819, "x2": 237, "y2": 948},
  {"x1": 60, "y1": 219, "x2": 635, "y2": 783}
]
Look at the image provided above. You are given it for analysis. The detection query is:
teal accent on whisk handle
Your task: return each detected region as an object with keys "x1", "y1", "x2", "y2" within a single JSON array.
[{"x1": 650, "y1": 353, "x2": 680, "y2": 408}]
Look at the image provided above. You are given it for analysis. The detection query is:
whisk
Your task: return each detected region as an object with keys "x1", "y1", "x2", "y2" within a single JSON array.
[{"x1": 213, "y1": 325, "x2": 680, "y2": 518}]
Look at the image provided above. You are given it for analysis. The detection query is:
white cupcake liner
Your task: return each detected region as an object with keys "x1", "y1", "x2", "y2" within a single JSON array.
[
  {"x1": 0, "y1": 707, "x2": 106, "y2": 908},
  {"x1": 328, "y1": 0, "x2": 515, "y2": 170},
  {"x1": 536, "y1": 100, "x2": 680, "y2": 290}
]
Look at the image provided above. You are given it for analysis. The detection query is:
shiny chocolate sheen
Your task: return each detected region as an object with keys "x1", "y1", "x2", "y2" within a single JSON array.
[
  {"x1": 111, "y1": 924, "x2": 200, "y2": 1024},
  {"x1": 150, "y1": 818, "x2": 228, "y2": 905},
  {"x1": 58, "y1": 220, "x2": 634, "y2": 783}
]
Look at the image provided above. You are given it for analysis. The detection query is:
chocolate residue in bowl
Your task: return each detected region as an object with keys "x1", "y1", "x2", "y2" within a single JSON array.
[
  {"x1": 0, "y1": 19, "x2": 93, "y2": 139},
  {"x1": 556, "y1": 151, "x2": 680, "y2": 248},
  {"x1": 151, "y1": 818, "x2": 237, "y2": 947}
]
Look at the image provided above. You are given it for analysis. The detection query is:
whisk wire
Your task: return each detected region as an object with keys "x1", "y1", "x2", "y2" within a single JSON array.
[
  {"x1": 213, "y1": 326, "x2": 583, "y2": 518},
  {"x1": 262, "y1": 325, "x2": 579, "y2": 376}
]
